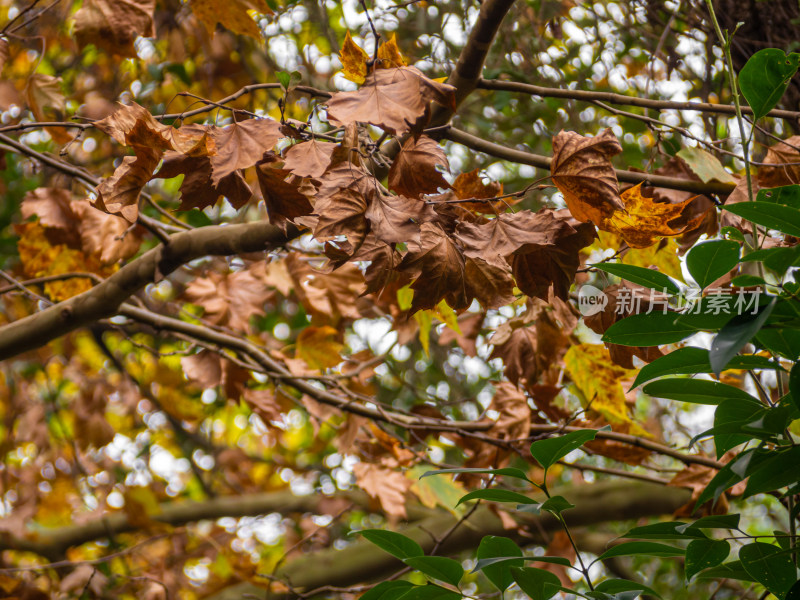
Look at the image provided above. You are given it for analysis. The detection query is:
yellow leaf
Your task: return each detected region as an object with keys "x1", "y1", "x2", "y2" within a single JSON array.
[
  {"x1": 296, "y1": 326, "x2": 344, "y2": 370},
  {"x1": 563, "y1": 343, "x2": 636, "y2": 427},
  {"x1": 600, "y1": 183, "x2": 711, "y2": 249},
  {"x1": 415, "y1": 309, "x2": 432, "y2": 356},
  {"x1": 407, "y1": 465, "x2": 466, "y2": 517},
  {"x1": 435, "y1": 299, "x2": 461, "y2": 335},
  {"x1": 189, "y1": 0, "x2": 271, "y2": 39},
  {"x1": 596, "y1": 231, "x2": 685, "y2": 283},
  {"x1": 339, "y1": 30, "x2": 368, "y2": 84},
  {"x1": 376, "y1": 33, "x2": 407, "y2": 68}
]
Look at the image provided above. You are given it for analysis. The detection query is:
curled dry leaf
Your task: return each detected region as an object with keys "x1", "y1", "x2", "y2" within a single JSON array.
[
  {"x1": 184, "y1": 264, "x2": 269, "y2": 332},
  {"x1": 388, "y1": 135, "x2": 449, "y2": 198},
  {"x1": 352, "y1": 462, "x2": 411, "y2": 519},
  {"x1": 21, "y1": 188, "x2": 81, "y2": 245},
  {"x1": 25, "y1": 73, "x2": 70, "y2": 144},
  {"x1": 451, "y1": 168, "x2": 504, "y2": 213},
  {"x1": 189, "y1": 0, "x2": 272, "y2": 38},
  {"x1": 551, "y1": 128, "x2": 624, "y2": 223},
  {"x1": 366, "y1": 192, "x2": 434, "y2": 245},
  {"x1": 73, "y1": 0, "x2": 156, "y2": 58},
  {"x1": 156, "y1": 152, "x2": 252, "y2": 211},
  {"x1": 256, "y1": 163, "x2": 313, "y2": 227},
  {"x1": 95, "y1": 102, "x2": 208, "y2": 154},
  {"x1": 600, "y1": 183, "x2": 712, "y2": 249},
  {"x1": 94, "y1": 150, "x2": 160, "y2": 222},
  {"x1": 757, "y1": 135, "x2": 800, "y2": 188},
  {"x1": 488, "y1": 382, "x2": 531, "y2": 441},
  {"x1": 326, "y1": 66, "x2": 456, "y2": 134},
  {"x1": 282, "y1": 139, "x2": 337, "y2": 179}
]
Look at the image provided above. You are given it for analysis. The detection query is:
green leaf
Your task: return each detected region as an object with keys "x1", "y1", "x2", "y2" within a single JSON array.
[
  {"x1": 710, "y1": 297, "x2": 777, "y2": 375},
  {"x1": 787, "y1": 579, "x2": 800, "y2": 600},
  {"x1": 473, "y1": 556, "x2": 572, "y2": 572},
  {"x1": 476, "y1": 536, "x2": 524, "y2": 592},
  {"x1": 677, "y1": 146, "x2": 737, "y2": 184},
  {"x1": 594, "y1": 579, "x2": 661, "y2": 599},
  {"x1": 529, "y1": 429, "x2": 597, "y2": 471},
  {"x1": 592, "y1": 263, "x2": 680, "y2": 294},
  {"x1": 420, "y1": 467, "x2": 532, "y2": 483},
  {"x1": 539, "y1": 495, "x2": 575, "y2": 516},
  {"x1": 622, "y1": 521, "x2": 707, "y2": 540},
  {"x1": 731, "y1": 274, "x2": 767, "y2": 287},
  {"x1": 404, "y1": 556, "x2": 464, "y2": 586},
  {"x1": 739, "y1": 48, "x2": 800, "y2": 120},
  {"x1": 510, "y1": 567, "x2": 562, "y2": 600},
  {"x1": 683, "y1": 514, "x2": 740, "y2": 531},
  {"x1": 686, "y1": 240, "x2": 741, "y2": 290},
  {"x1": 710, "y1": 398, "x2": 772, "y2": 457},
  {"x1": 758, "y1": 185, "x2": 800, "y2": 209},
  {"x1": 631, "y1": 347, "x2": 781, "y2": 389},
  {"x1": 790, "y1": 362, "x2": 800, "y2": 413},
  {"x1": 643, "y1": 378, "x2": 760, "y2": 405},
  {"x1": 743, "y1": 446, "x2": 800, "y2": 498},
  {"x1": 695, "y1": 449, "x2": 771, "y2": 507},
  {"x1": 456, "y1": 489, "x2": 537, "y2": 506},
  {"x1": 396, "y1": 584, "x2": 462, "y2": 600},
  {"x1": 360, "y1": 581, "x2": 415, "y2": 600},
  {"x1": 359, "y1": 530, "x2": 424, "y2": 560},
  {"x1": 741, "y1": 246, "x2": 800, "y2": 275},
  {"x1": 685, "y1": 539, "x2": 730, "y2": 580},
  {"x1": 694, "y1": 560, "x2": 755, "y2": 582},
  {"x1": 602, "y1": 312, "x2": 697, "y2": 346},
  {"x1": 596, "y1": 542, "x2": 685, "y2": 561},
  {"x1": 739, "y1": 542, "x2": 797, "y2": 598},
  {"x1": 756, "y1": 328, "x2": 800, "y2": 360},
  {"x1": 724, "y1": 202, "x2": 800, "y2": 238}
]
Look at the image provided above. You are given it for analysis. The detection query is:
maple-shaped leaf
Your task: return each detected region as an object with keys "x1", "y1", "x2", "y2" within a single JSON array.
[
  {"x1": 256, "y1": 162, "x2": 313, "y2": 227},
  {"x1": 208, "y1": 118, "x2": 283, "y2": 184},
  {"x1": 94, "y1": 101, "x2": 207, "y2": 154},
  {"x1": 184, "y1": 264, "x2": 269, "y2": 332},
  {"x1": 285, "y1": 253, "x2": 366, "y2": 323},
  {"x1": 25, "y1": 73, "x2": 70, "y2": 144},
  {"x1": 456, "y1": 209, "x2": 579, "y2": 265},
  {"x1": 464, "y1": 255, "x2": 515, "y2": 309},
  {"x1": 398, "y1": 222, "x2": 469, "y2": 312},
  {"x1": 73, "y1": 0, "x2": 155, "y2": 58},
  {"x1": 313, "y1": 164, "x2": 380, "y2": 249},
  {"x1": 376, "y1": 33, "x2": 407, "y2": 69},
  {"x1": 600, "y1": 183, "x2": 711, "y2": 248},
  {"x1": 155, "y1": 152, "x2": 251, "y2": 211},
  {"x1": 451, "y1": 168, "x2": 504, "y2": 213},
  {"x1": 327, "y1": 66, "x2": 456, "y2": 135},
  {"x1": 353, "y1": 462, "x2": 411, "y2": 518},
  {"x1": 339, "y1": 30, "x2": 369, "y2": 84},
  {"x1": 551, "y1": 128, "x2": 624, "y2": 223},
  {"x1": 366, "y1": 193, "x2": 434, "y2": 245},
  {"x1": 462, "y1": 208, "x2": 596, "y2": 301},
  {"x1": 189, "y1": 0, "x2": 272, "y2": 38},
  {"x1": 343, "y1": 232, "x2": 406, "y2": 296},
  {"x1": 757, "y1": 135, "x2": 800, "y2": 188},
  {"x1": 388, "y1": 135, "x2": 449, "y2": 198},
  {"x1": 21, "y1": 188, "x2": 82, "y2": 246},
  {"x1": 296, "y1": 326, "x2": 344, "y2": 370},
  {"x1": 94, "y1": 149, "x2": 160, "y2": 222},
  {"x1": 282, "y1": 139, "x2": 337, "y2": 179},
  {"x1": 564, "y1": 343, "x2": 637, "y2": 427}
]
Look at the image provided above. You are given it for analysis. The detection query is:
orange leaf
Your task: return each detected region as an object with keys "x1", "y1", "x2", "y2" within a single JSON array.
[
  {"x1": 376, "y1": 33, "x2": 407, "y2": 69},
  {"x1": 296, "y1": 326, "x2": 344, "y2": 370},
  {"x1": 339, "y1": 31, "x2": 369, "y2": 84}
]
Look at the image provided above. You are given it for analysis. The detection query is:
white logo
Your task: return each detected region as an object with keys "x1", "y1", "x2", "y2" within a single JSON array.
[{"x1": 577, "y1": 285, "x2": 608, "y2": 316}]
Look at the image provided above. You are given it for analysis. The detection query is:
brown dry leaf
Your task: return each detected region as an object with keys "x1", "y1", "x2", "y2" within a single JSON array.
[
  {"x1": 181, "y1": 350, "x2": 223, "y2": 390},
  {"x1": 600, "y1": 183, "x2": 711, "y2": 249},
  {"x1": 366, "y1": 193, "x2": 434, "y2": 245},
  {"x1": 551, "y1": 128, "x2": 623, "y2": 223},
  {"x1": 256, "y1": 163, "x2": 313, "y2": 226},
  {"x1": 313, "y1": 164, "x2": 379, "y2": 249},
  {"x1": 21, "y1": 188, "x2": 82, "y2": 246},
  {"x1": 757, "y1": 135, "x2": 800, "y2": 188},
  {"x1": 73, "y1": 0, "x2": 156, "y2": 58},
  {"x1": 489, "y1": 382, "x2": 531, "y2": 441},
  {"x1": 339, "y1": 30, "x2": 369, "y2": 84},
  {"x1": 285, "y1": 253, "x2": 366, "y2": 323},
  {"x1": 73, "y1": 200, "x2": 142, "y2": 264},
  {"x1": 25, "y1": 74, "x2": 70, "y2": 144},
  {"x1": 464, "y1": 256, "x2": 516, "y2": 310},
  {"x1": 94, "y1": 102, "x2": 206, "y2": 154},
  {"x1": 388, "y1": 135, "x2": 449, "y2": 198},
  {"x1": 155, "y1": 152, "x2": 251, "y2": 211},
  {"x1": 584, "y1": 436, "x2": 652, "y2": 466},
  {"x1": 184, "y1": 265, "x2": 269, "y2": 332},
  {"x1": 283, "y1": 139, "x2": 337, "y2": 178},
  {"x1": 243, "y1": 387, "x2": 286, "y2": 425},
  {"x1": 209, "y1": 118, "x2": 283, "y2": 184},
  {"x1": 398, "y1": 222, "x2": 469, "y2": 313},
  {"x1": 451, "y1": 168, "x2": 504, "y2": 213},
  {"x1": 352, "y1": 462, "x2": 411, "y2": 519},
  {"x1": 327, "y1": 66, "x2": 455, "y2": 135},
  {"x1": 296, "y1": 326, "x2": 344, "y2": 370},
  {"x1": 376, "y1": 33, "x2": 407, "y2": 68},
  {"x1": 189, "y1": 0, "x2": 272, "y2": 38},
  {"x1": 510, "y1": 210, "x2": 597, "y2": 301},
  {"x1": 94, "y1": 149, "x2": 160, "y2": 222},
  {"x1": 346, "y1": 232, "x2": 405, "y2": 296}
]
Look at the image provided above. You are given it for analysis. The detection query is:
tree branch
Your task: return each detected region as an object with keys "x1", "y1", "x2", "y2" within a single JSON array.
[
  {"x1": 441, "y1": 126, "x2": 737, "y2": 195},
  {"x1": 0, "y1": 223, "x2": 300, "y2": 361},
  {"x1": 477, "y1": 78, "x2": 800, "y2": 121}
]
